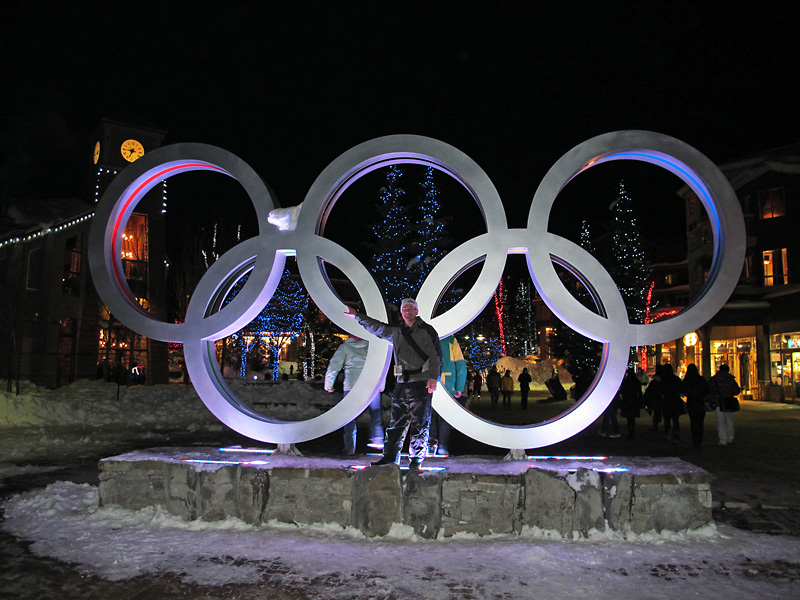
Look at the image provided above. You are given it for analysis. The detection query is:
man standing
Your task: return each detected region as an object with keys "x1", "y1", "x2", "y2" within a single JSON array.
[
  {"x1": 518, "y1": 367, "x2": 532, "y2": 409},
  {"x1": 428, "y1": 335, "x2": 467, "y2": 457},
  {"x1": 709, "y1": 363, "x2": 741, "y2": 447},
  {"x1": 486, "y1": 366, "x2": 501, "y2": 410},
  {"x1": 346, "y1": 298, "x2": 441, "y2": 470}
]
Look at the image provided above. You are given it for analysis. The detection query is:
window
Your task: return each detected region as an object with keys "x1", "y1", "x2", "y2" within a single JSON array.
[
  {"x1": 763, "y1": 249, "x2": 790, "y2": 286},
  {"x1": 782, "y1": 248, "x2": 790, "y2": 285},
  {"x1": 62, "y1": 234, "x2": 82, "y2": 295},
  {"x1": 758, "y1": 187, "x2": 786, "y2": 219},
  {"x1": 122, "y1": 213, "x2": 148, "y2": 299}
]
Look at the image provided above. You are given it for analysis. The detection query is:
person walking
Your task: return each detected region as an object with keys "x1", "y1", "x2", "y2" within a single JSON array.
[
  {"x1": 660, "y1": 363, "x2": 685, "y2": 440},
  {"x1": 517, "y1": 367, "x2": 532, "y2": 409},
  {"x1": 472, "y1": 370, "x2": 482, "y2": 399},
  {"x1": 618, "y1": 368, "x2": 643, "y2": 439},
  {"x1": 428, "y1": 335, "x2": 467, "y2": 457},
  {"x1": 500, "y1": 370, "x2": 514, "y2": 410},
  {"x1": 681, "y1": 363, "x2": 709, "y2": 449},
  {"x1": 346, "y1": 298, "x2": 441, "y2": 470},
  {"x1": 643, "y1": 364, "x2": 664, "y2": 432},
  {"x1": 486, "y1": 366, "x2": 501, "y2": 410},
  {"x1": 708, "y1": 363, "x2": 741, "y2": 446},
  {"x1": 324, "y1": 335, "x2": 383, "y2": 455},
  {"x1": 599, "y1": 391, "x2": 621, "y2": 438}
]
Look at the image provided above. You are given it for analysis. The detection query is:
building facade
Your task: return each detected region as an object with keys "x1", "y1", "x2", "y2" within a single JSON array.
[
  {"x1": 0, "y1": 119, "x2": 169, "y2": 388},
  {"x1": 682, "y1": 143, "x2": 800, "y2": 400}
]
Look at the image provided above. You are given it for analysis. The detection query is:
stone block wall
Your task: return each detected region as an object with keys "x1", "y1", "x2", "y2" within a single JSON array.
[{"x1": 98, "y1": 450, "x2": 713, "y2": 539}]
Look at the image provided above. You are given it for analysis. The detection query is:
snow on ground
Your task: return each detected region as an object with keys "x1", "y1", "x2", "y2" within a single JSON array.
[
  {"x1": 2, "y1": 379, "x2": 800, "y2": 598},
  {"x1": 0, "y1": 378, "x2": 334, "y2": 430},
  {"x1": 0, "y1": 377, "x2": 342, "y2": 467},
  {"x1": 2, "y1": 481, "x2": 799, "y2": 599}
]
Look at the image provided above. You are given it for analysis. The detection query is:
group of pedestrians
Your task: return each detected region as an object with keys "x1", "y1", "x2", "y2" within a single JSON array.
[
  {"x1": 479, "y1": 365, "x2": 533, "y2": 411},
  {"x1": 601, "y1": 362, "x2": 742, "y2": 448},
  {"x1": 325, "y1": 293, "x2": 743, "y2": 461}
]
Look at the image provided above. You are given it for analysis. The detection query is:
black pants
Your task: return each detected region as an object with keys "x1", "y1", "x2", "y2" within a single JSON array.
[
  {"x1": 663, "y1": 410, "x2": 681, "y2": 435},
  {"x1": 626, "y1": 416, "x2": 636, "y2": 438},
  {"x1": 520, "y1": 388, "x2": 529, "y2": 409},
  {"x1": 687, "y1": 407, "x2": 706, "y2": 446},
  {"x1": 383, "y1": 381, "x2": 432, "y2": 463},
  {"x1": 429, "y1": 411, "x2": 450, "y2": 451}
]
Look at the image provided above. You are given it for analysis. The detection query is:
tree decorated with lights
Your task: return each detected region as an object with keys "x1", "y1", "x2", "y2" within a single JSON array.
[
  {"x1": 608, "y1": 180, "x2": 652, "y2": 367},
  {"x1": 493, "y1": 277, "x2": 508, "y2": 356},
  {"x1": 408, "y1": 166, "x2": 450, "y2": 296},
  {"x1": 368, "y1": 165, "x2": 414, "y2": 305},
  {"x1": 463, "y1": 327, "x2": 503, "y2": 374},
  {"x1": 548, "y1": 220, "x2": 602, "y2": 398},
  {"x1": 224, "y1": 267, "x2": 308, "y2": 380},
  {"x1": 507, "y1": 279, "x2": 538, "y2": 357},
  {"x1": 609, "y1": 180, "x2": 651, "y2": 324}
]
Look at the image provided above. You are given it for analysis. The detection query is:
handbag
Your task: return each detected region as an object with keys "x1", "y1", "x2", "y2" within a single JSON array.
[{"x1": 720, "y1": 396, "x2": 740, "y2": 412}]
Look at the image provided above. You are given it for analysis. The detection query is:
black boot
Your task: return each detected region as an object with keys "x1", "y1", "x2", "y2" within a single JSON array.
[{"x1": 370, "y1": 456, "x2": 396, "y2": 466}]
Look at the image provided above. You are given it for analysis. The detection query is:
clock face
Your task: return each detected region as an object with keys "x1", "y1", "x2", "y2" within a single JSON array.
[
  {"x1": 93, "y1": 141, "x2": 100, "y2": 164},
  {"x1": 121, "y1": 139, "x2": 145, "y2": 163}
]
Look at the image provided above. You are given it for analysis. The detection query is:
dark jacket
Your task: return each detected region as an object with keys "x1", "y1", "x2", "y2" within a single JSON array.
[
  {"x1": 355, "y1": 313, "x2": 442, "y2": 384},
  {"x1": 619, "y1": 375, "x2": 642, "y2": 418},
  {"x1": 643, "y1": 376, "x2": 663, "y2": 411},
  {"x1": 661, "y1": 371, "x2": 685, "y2": 416},
  {"x1": 708, "y1": 371, "x2": 741, "y2": 400},
  {"x1": 518, "y1": 371, "x2": 532, "y2": 390},
  {"x1": 486, "y1": 369, "x2": 501, "y2": 391},
  {"x1": 681, "y1": 373, "x2": 709, "y2": 411}
]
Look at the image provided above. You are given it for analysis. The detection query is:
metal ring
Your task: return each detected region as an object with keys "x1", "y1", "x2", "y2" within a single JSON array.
[{"x1": 89, "y1": 132, "x2": 744, "y2": 448}]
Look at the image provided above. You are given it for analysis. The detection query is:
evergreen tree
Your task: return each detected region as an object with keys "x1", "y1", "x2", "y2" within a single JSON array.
[
  {"x1": 548, "y1": 220, "x2": 602, "y2": 399},
  {"x1": 609, "y1": 180, "x2": 651, "y2": 324},
  {"x1": 368, "y1": 165, "x2": 460, "y2": 311},
  {"x1": 463, "y1": 328, "x2": 503, "y2": 374},
  {"x1": 408, "y1": 167, "x2": 449, "y2": 295},
  {"x1": 224, "y1": 267, "x2": 308, "y2": 380},
  {"x1": 608, "y1": 180, "x2": 652, "y2": 367},
  {"x1": 507, "y1": 279, "x2": 538, "y2": 357},
  {"x1": 368, "y1": 165, "x2": 414, "y2": 305}
]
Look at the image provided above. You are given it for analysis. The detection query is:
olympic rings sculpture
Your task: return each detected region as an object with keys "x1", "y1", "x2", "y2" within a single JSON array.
[{"x1": 88, "y1": 131, "x2": 745, "y2": 449}]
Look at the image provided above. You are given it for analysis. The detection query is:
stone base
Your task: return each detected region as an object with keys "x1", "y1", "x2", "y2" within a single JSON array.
[{"x1": 98, "y1": 448, "x2": 713, "y2": 539}]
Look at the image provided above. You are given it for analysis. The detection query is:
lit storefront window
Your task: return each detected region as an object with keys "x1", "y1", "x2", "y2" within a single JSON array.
[
  {"x1": 711, "y1": 337, "x2": 755, "y2": 394},
  {"x1": 770, "y1": 333, "x2": 800, "y2": 399}
]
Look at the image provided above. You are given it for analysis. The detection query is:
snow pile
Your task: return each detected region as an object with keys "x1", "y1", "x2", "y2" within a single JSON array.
[
  {"x1": 0, "y1": 378, "x2": 337, "y2": 430},
  {"x1": 494, "y1": 356, "x2": 572, "y2": 388},
  {"x1": 3, "y1": 480, "x2": 800, "y2": 597}
]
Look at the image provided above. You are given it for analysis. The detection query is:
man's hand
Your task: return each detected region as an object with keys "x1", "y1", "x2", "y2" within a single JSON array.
[{"x1": 427, "y1": 378, "x2": 437, "y2": 393}]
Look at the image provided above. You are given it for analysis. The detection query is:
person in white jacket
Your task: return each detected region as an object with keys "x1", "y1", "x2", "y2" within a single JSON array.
[{"x1": 325, "y1": 335, "x2": 384, "y2": 455}]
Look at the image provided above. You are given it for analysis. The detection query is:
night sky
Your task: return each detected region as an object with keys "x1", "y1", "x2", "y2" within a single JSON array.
[{"x1": 2, "y1": 1, "x2": 799, "y2": 248}]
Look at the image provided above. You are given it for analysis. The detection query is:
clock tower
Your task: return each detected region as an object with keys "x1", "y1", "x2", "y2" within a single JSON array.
[
  {"x1": 83, "y1": 118, "x2": 170, "y2": 385},
  {"x1": 90, "y1": 117, "x2": 167, "y2": 201}
]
